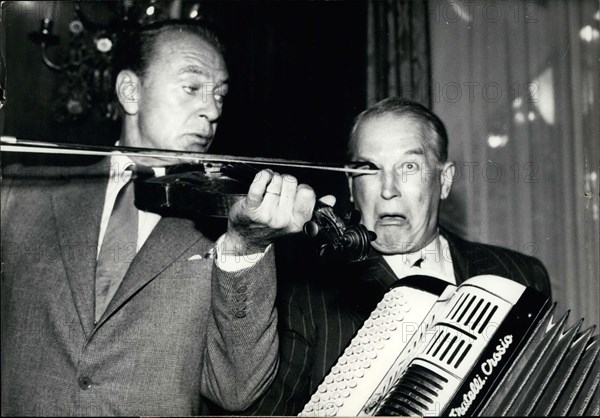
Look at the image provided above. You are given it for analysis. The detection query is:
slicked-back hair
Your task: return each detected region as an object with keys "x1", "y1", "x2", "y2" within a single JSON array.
[
  {"x1": 349, "y1": 97, "x2": 449, "y2": 165},
  {"x1": 114, "y1": 19, "x2": 226, "y2": 79}
]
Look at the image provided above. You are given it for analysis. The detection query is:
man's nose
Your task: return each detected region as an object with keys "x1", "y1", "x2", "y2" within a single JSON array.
[
  {"x1": 198, "y1": 91, "x2": 221, "y2": 122},
  {"x1": 380, "y1": 170, "x2": 401, "y2": 199}
]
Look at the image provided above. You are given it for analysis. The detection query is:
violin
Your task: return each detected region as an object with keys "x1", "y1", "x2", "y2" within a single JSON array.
[
  {"x1": 132, "y1": 162, "x2": 377, "y2": 261},
  {"x1": 1, "y1": 136, "x2": 377, "y2": 261}
]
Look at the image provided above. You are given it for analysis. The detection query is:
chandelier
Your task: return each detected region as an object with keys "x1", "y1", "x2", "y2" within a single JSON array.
[{"x1": 28, "y1": 0, "x2": 204, "y2": 123}]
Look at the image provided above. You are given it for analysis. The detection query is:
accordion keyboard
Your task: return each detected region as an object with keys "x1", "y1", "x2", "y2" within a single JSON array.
[{"x1": 299, "y1": 281, "x2": 455, "y2": 417}]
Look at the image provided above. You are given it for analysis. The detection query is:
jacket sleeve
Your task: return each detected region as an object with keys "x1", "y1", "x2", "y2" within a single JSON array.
[{"x1": 200, "y1": 246, "x2": 279, "y2": 411}]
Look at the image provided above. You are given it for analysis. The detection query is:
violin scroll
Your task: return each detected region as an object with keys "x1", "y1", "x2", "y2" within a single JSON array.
[{"x1": 303, "y1": 201, "x2": 376, "y2": 262}]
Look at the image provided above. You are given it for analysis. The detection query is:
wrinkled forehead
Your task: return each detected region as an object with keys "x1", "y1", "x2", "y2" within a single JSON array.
[
  {"x1": 148, "y1": 30, "x2": 228, "y2": 77},
  {"x1": 352, "y1": 114, "x2": 429, "y2": 157}
]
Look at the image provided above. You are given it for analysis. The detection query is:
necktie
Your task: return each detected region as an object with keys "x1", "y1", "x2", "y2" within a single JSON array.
[
  {"x1": 412, "y1": 257, "x2": 424, "y2": 268},
  {"x1": 401, "y1": 256, "x2": 424, "y2": 278},
  {"x1": 388, "y1": 254, "x2": 424, "y2": 280},
  {"x1": 95, "y1": 178, "x2": 138, "y2": 322}
]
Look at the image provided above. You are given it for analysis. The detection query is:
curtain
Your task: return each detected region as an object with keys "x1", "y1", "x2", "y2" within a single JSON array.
[
  {"x1": 367, "y1": 0, "x2": 432, "y2": 106},
  {"x1": 429, "y1": 0, "x2": 599, "y2": 323}
]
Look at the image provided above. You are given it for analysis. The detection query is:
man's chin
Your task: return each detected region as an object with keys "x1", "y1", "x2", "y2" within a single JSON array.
[
  {"x1": 372, "y1": 241, "x2": 411, "y2": 255},
  {"x1": 182, "y1": 144, "x2": 211, "y2": 154},
  {"x1": 371, "y1": 235, "x2": 421, "y2": 255},
  {"x1": 128, "y1": 143, "x2": 211, "y2": 167},
  {"x1": 181, "y1": 138, "x2": 213, "y2": 154}
]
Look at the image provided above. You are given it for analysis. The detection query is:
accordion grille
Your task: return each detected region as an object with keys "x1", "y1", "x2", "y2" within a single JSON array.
[
  {"x1": 375, "y1": 364, "x2": 447, "y2": 416},
  {"x1": 448, "y1": 292, "x2": 499, "y2": 334}
]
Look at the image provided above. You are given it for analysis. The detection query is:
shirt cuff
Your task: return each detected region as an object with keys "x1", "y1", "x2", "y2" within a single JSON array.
[{"x1": 214, "y1": 234, "x2": 271, "y2": 272}]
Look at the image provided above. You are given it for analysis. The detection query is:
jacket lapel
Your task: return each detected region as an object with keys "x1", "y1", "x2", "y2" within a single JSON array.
[
  {"x1": 440, "y1": 227, "x2": 470, "y2": 285},
  {"x1": 52, "y1": 160, "x2": 109, "y2": 337},
  {"x1": 343, "y1": 248, "x2": 399, "y2": 319},
  {"x1": 97, "y1": 216, "x2": 211, "y2": 326},
  {"x1": 351, "y1": 249, "x2": 399, "y2": 291}
]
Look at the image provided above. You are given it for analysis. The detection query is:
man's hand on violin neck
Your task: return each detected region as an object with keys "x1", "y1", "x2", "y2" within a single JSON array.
[{"x1": 223, "y1": 169, "x2": 318, "y2": 255}]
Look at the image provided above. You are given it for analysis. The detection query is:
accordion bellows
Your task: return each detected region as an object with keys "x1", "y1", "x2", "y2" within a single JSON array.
[{"x1": 299, "y1": 275, "x2": 600, "y2": 417}]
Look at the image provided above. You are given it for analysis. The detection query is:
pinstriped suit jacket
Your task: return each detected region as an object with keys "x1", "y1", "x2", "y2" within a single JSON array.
[
  {"x1": 244, "y1": 228, "x2": 551, "y2": 415},
  {"x1": 1, "y1": 160, "x2": 278, "y2": 416}
]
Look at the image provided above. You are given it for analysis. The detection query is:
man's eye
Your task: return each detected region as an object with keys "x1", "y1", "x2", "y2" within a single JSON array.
[
  {"x1": 402, "y1": 162, "x2": 419, "y2": 171},
  {"x1": 347, "y1": 161, "x2": 379, "y2": 179},
  {"x1": 183, "y1": 86, "x2": 200, "y2": 94},
  {"x1": 214, "y1": 94, "x2": 225, "y2": 104},
  {"x1": 348, "y1": 161, "x2": 378, "y2": 170}
]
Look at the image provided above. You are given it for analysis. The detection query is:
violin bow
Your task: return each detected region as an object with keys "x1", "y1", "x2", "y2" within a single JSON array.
[{"x1": 0, "y1": 136, "x2": 377, "y2": 175}]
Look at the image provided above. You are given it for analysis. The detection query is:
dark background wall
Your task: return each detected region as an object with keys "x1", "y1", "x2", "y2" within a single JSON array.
[{"x1": 205, "y1": 1, "x2": 367, "y2": 162}]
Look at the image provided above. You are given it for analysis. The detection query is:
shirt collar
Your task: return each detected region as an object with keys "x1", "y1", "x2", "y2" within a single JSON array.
[
  {"x1": 108, "y1": 153, "x2": 135, "y2": 184},
  {"x1": 384, "y1": 231, "x2": 442, "y2": 267},
  {"x1": 382, "y1": 230, "x2": 456, "y2": 284},
  {"x1": 111, "y1": 142, "x2": 166, "y2": 177}
]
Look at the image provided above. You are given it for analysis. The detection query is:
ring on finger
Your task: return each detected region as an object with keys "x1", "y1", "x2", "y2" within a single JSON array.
[{"x1": 265, "y1": 190, "x2": 281, "y2": 196}]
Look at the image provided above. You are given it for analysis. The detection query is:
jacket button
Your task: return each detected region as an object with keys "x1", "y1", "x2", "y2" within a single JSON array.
[
  {"x1": 236, "y1": 285, "x2": 248, "y2": 293},
  {"x1": 78, "y1": 376, "x2": 92, "y2": 390}
]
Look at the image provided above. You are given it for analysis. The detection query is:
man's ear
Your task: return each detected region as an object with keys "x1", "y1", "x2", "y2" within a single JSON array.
[
  {"x1": 116, "y1": 70, "x2": 140, "y2": 115},
  {"x1": 440, "y1": 161, "x2": 455, "y2": 200}
]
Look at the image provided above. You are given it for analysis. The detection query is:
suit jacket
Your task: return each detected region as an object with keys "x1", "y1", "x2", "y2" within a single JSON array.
[
  {"x1": 1, "y1": 160, "x2": 279, "y2": 416},
  {"x1": 245, "y1": 228, "x2": 552, "y2": 415}
]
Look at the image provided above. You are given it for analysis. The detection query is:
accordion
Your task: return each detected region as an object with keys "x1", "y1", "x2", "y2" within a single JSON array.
[{"x1": 300, "y1": 275, "x2": 600, "y2": 416}]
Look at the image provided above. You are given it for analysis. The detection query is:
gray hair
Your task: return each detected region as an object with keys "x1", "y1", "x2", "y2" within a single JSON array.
[{"x1": 349, "y1": 97, "x2": 449, "y2": 165}]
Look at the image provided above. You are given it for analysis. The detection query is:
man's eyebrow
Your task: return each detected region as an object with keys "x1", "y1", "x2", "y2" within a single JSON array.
[
  {"x1": 353, "y1": 147, "x2": 424, "y2": 162},
  {"x1": 177, "y1": 65, "x2": 208, "y2": 76},
  {"x1": 177, "y1": 65, "x2": 229, "y2": 87},
  {"x1": 404, "y1": 148, "x2": 425, "y2": 156},
  {"x1": 347, "y1": 160, "x2": 378, "y2": 170}
]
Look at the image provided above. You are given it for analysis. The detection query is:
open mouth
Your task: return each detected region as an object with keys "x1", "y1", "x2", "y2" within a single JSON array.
[{"x1": 377, "y1": 213, "x2": 408, "y2": 226}]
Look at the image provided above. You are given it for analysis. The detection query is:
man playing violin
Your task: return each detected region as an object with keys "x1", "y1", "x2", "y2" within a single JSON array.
[
  {"x1": 244, "y1": 97, "x2": 552, "y2": 415},
  {"x1": 1, "y1": 20, "x2": 326, "y2": 416}
]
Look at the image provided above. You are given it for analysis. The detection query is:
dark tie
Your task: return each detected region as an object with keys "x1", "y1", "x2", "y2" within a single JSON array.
[
  {"x1": 95, "y1": 178, "x2": 138, "y2": 322},
  {"x1": 412, "y1": 257, "x2": 424, "y2": 268}
]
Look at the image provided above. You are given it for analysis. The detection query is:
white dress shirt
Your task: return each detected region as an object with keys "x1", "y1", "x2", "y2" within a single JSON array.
[
  {"x1": 383, "y1": 232, "x2": 456, "y2": 284},
  {"x1": 97, "y1": 154, "x2": 162, "y2": 255}
]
